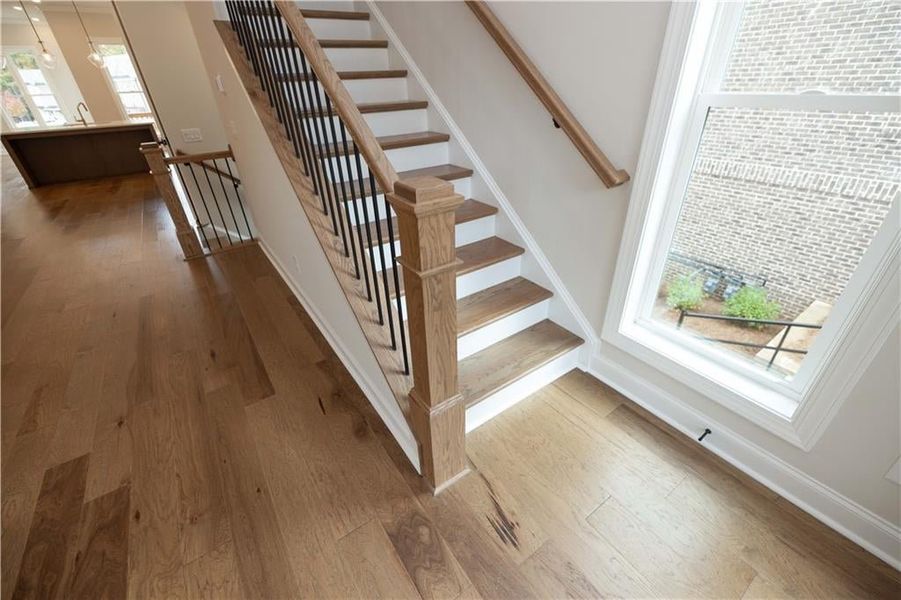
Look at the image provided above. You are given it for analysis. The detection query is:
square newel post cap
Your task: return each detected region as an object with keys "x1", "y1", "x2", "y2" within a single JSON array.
[{"x1": 389, "y1": 176, "x2": 464, "y2": 216}]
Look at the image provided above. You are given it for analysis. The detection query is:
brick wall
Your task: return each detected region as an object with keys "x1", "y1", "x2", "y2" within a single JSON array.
[{"x1": 663, "y1": 1, "x2": 899, "y2": 320}]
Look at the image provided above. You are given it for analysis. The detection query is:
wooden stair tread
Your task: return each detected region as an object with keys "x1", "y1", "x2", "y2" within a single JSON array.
[
  {"x1": 347, "y1": 164, "x2": 473, "y2": 201},
  {"x1": 321, "y1": 131, "x2": 450, "y2": 158},
  {"x1": 300, "y1": 8, "x2": 370, "y2": 20},
  {"x1": 238, "y1": 5, "x2": 369, "y2": 20},
  {"x1": 301, "y1": 100, "x2": 428, "y2": 118},
  {"x1": 277, "y1": 69, "x2": 408, "y2": 82},
  {"x1": 457, "y1": 277, "x2": 553, "y2": 336},
  {"x1": 262, "y1": 38, "x2": 388, "y2": 49},
  {"x1": 459, "y1": 320, "x2": 584, "y2": 408},
  {"x1": 385, "y1": 236, "x2": 524, "y2": 298},
  {"x1": 319, "y1": 39, "x2": 388, "y2": 49},
  {"x1": 357, "y1": 198, "x2": 497, "y2": 248}
]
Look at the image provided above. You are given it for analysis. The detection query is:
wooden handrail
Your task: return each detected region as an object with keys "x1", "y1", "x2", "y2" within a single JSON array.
[
  {"x1": 465, "y1": 1, "x2": 630, "y2": 188},
  {"x1": 274, "y1": 0, "x2": 398, "y2": 194},
  {"x1": 171, "y1": 149, "x2": 241, "y2": 185}
]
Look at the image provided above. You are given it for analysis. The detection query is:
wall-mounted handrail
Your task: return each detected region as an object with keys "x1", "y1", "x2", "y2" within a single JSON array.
[
  {"x1": 273, "y1": 0, "x2": 398, "y2": 194},
  {"x1": 465, "y1": 1, "x2": 630, "y2": 188}
]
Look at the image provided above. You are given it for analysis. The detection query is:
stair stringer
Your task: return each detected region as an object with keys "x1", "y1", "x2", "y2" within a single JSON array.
[
  {"x1": 215, "y1": 21, "x2": 421, "y2": 471},
  {"x1": 365, "y1": 1, "x2": 599, "y2": 366}
]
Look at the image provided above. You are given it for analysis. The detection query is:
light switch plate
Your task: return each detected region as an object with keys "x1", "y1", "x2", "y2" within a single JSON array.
[{"x1": 181, "y1": 128, "x2": 203, "y2": 143}]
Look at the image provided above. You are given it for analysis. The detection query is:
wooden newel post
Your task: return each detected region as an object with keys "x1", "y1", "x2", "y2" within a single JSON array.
[
  {"x1": 389, "y1": 176, "x2": 468, "y2": 493},
  {"x1": 139, "y1": 142, "x2": 204, "y2": 260}
]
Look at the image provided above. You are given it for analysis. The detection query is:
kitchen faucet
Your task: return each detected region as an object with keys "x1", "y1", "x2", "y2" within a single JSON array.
[{"x1": 74, "y1": 102, "x2": 89, "y2": 126}]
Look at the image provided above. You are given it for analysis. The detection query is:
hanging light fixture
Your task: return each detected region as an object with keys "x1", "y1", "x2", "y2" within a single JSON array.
[
  {"x1": 19, "y1": 1, "x2": 55, "y2": 69},
  {"x1": 72, "y1": 1, "x2": 104, "y2": 69}
]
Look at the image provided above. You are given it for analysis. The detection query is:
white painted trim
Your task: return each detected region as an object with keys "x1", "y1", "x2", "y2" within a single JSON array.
[
  {"x1": 589, "y1": 350, "x2": 901, "y2": 571},
  {"x1": 601, "y1": 0, "x2": 901, "y2": 449},
  {"x1": 466, "y1": 348, "x2": 580, "y2": 433},
  {"x1": 366, "y1": 1, "x2": 599, "y2": 362},
  {"x1": 457, "y1": 299, "x2": 550, "y2": 360},
  {"x1": 256, "y1": 240, "x2": 421, "y2": 473}
]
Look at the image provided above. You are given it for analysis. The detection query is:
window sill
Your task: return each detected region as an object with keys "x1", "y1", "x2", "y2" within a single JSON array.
[{"x1": 606, "y1": 318, "x2": 808, "y2": 448}]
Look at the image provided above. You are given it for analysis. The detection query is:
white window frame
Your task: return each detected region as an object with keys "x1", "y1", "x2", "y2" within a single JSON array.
[
  {"x1": 602, "y1": 1, "x2": 900, "y2": 450},
  {"x1": 94, "y1": 39, "x2": 152, "y2": 121},
  {"x1": 1, "y1": 46, "x2": 68, "y2": 128}
]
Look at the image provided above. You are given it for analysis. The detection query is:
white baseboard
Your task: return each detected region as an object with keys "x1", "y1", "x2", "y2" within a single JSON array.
[
  {"x1": 257, "y1": 240, "x2": 421, "y2": 473},
  {"x1": 590, "y1": 350, "x2": 901, "y2": 571},
  {"x1": 366, "y1": 1, "x2": 600, "y2": 361}
]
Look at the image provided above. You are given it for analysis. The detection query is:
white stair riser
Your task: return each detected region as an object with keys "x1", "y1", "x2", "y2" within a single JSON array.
[
  {"x1": 322, "y1": 142, "x2": 448, "y2": 182},
  {"x1": 295, "y1": 1, "x2": 358, "y2": 11},
  {"x1": 323, "y1": 47, "x2": 388, "y2": 71},
  {"x1": 392, "y1": 255, "x2": 524, "y2": 321},
  {"x1": 346, "y1": 177, "x2": 472, "y2": 226},
  {"x1": 365, "y1": 216, "x2": 495, "y2": 268},
  {"x1": 305, "y1": 18, "x2": 372, "y2": 39},
  {"x1": 312, "y1": 110, "x2": 427, "y2": 139},
  {"x1": 465, "y1": 348, "x2": 580, "y2": 433},
  {"x1": 457, "y1": 299, "x2": 550, "y2": 360}
]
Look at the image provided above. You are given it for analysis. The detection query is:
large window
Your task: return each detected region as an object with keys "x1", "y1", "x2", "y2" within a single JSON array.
[
  {"x1": 98, "y1": 43, "x2": 151, "y2": 120},
  {"x1": 1, "y1": 50, "x2": 65, "y2": 128},
  {"x1": 606, "y1": 1, "x2": 900, "y2": 446}
]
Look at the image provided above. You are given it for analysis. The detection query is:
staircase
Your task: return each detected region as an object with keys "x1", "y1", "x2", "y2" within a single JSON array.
[{"x1": 218, "y1": 0, "x2": 584, "y2": 489}]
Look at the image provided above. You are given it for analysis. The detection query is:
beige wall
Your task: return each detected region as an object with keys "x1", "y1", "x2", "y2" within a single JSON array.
[
  {"x1": 374, "y1": 0, "x2": 901, "y2": 534},
  {"x1": 115, "y1": 1, "x2": 228, "y2": 153}
]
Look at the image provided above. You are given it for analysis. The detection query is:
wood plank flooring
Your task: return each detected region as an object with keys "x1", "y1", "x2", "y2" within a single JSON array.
[{"x1": 1, "y1": 157, "x2": 898, "y2": 598}]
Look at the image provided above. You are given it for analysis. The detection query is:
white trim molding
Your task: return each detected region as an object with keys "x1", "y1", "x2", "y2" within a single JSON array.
[
  {"x1": 589, "y1": 350, "x2": 901, "y2": 571},
  {"x1": 601, "y1": 1, "x2": 901, "y2": 450}
]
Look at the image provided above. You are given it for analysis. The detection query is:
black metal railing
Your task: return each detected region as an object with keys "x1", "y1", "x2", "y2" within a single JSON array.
[
  {"x1": 224, "y1": 0, "x2": 409, "y2": 374},
  {"x1": 677, "y1": 310, "x2": 823, "y2": 370},
  {"x1": 168, "y1": 151, "x2": 254, "y2": 252}
]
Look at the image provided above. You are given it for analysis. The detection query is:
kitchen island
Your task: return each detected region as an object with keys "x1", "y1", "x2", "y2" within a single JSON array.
[{"x1": 1, "y1": 121, "x2": 158, "y2": 188}]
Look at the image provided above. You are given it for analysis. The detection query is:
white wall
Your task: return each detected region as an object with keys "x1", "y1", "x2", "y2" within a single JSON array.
[
  {"x1": 374, "y1": 0, "x2": 900, "y2": 559},
  {"x1": 115, "y1": 1, "x2": 229, "y2": 153},
  {"x1": 181, "y1": 1, "x2": 419, "y2": 467}
]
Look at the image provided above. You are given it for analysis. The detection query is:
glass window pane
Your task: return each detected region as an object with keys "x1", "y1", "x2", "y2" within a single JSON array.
[
  {"x1": 1, "y1": 67, "x2": 38, "y2": 128},
  {"x1": 97, "y1": 44, "x2": 151, "y2": 120},
  {"x1": 119, "y1": 92, "x2": 150, "y2": 115},
  {"x1": 653, "y1": 108, "x2": 898, "y2": 378},
  {"x1": 722, "y1": 1, "x2": 901, "y2": 94}
]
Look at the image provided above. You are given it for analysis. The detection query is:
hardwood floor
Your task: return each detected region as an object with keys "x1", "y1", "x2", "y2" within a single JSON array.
[{"x1": 1, "y1": 156, "x2": 898, "y2": 599}]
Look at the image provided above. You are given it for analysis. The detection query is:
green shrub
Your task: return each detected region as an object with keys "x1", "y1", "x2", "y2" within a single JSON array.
[
  {"x1": 722, "y1": 286, "x2": 781, "y2": 327},
  {"x1": 666, "y1": 275, "x2": 705, "y2": 311}
]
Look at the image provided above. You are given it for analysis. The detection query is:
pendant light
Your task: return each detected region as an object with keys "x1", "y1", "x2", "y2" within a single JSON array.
[
  {"x1": 72, "y1": 1, "x2": 104, "y2": 69},
  {"x1": 19, "y1": 0, "x2": 55, "y2": 69}
]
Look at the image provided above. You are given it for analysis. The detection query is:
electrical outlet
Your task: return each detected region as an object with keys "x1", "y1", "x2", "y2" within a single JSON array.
[
  {"x1": 215, "y1": 74, "x2": 226, "y2": 93},
  {"x1": 181, "y1": 128, "x2": 203, "y2": 143}
]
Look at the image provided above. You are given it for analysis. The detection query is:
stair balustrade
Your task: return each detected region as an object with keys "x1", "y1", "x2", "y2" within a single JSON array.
[{"x1": 221, "y1": 0, "x2": 467, "y2": 491}]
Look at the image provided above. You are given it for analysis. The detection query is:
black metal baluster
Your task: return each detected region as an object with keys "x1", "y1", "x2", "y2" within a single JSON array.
[
  {"x1": 323, "y1": 94, "x2": 358, "y2": 276},
  {"x1": 224, "y1": 157, "x2": 253, "y2": 239},
  {"x1": 370, "y1": 173, "x2": 396, "y2": 349},
  {"x1": 264, "y1": 4, "x2": 305, "y2": 166},
  {"x1": 199, "y1": 162, "x2": 233, "y2": 246},
  {"x1": 174, "y1": 163, "x2": 212, "y2": 251},
  {"x1": 306, "y1": 69, "x2": 345, "y2": 241},
  {"x1": 260, "y1": 1, "x2": 301, "y2": 153},
  {"x1": 212, "y1": 158, "x2": 243, "y2": 243},
  {"x1": 254, "y1": 1, "x2": 291, "y2": 131},
  {"x1": 382, "y1": 186, "x2": 410, "y2": 374},
  {"x1": 244, "y1": 2, "x2": 278, "y2": 108},
  {"x1": 273, "y1": 13, "x2": 318, "y2": 180},
  {"x1": 297, "y1": 55, "x2": 340, "y2": 232},
  {"x1": 353, "y1": 145, "x2": 383, "y2": 323},
  {"x1": 185, "y1": 162, "x2": 221, "y2": 250},
  {"x1": 341, "y1": 130, "x2": 372, "y2": 300}
]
